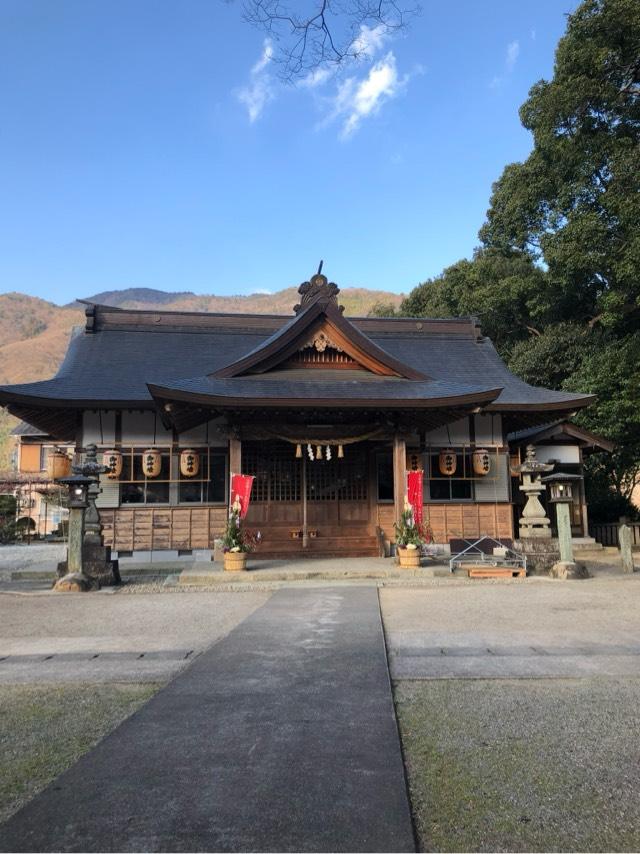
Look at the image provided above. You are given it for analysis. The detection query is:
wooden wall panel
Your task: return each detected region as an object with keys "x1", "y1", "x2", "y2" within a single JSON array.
[
  {"x1": 99, "y1": 506, "x2": 228, "y2": 552},
  {"x1": 377, "y1": 502, "x2": 514, "y2": 544},
  {"x1": 100, "y1": 501, "x2": 514, "y2": 552}
]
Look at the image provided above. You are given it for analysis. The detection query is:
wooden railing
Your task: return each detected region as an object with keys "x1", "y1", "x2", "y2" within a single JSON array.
[{"x1": 589, "y1": 523, "x2": 640, "y2": 548}]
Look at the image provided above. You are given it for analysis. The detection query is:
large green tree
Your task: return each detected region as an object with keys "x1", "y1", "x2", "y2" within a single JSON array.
[
  {"x1": 479, "y1": 0, "x2": 640, "y2": 333},
  {"x1": 401, "y1": 0, "x2": 640, "y2": 515},
  {"x1": 400, "y1": 248, "x2": 552, "y2": 357}
]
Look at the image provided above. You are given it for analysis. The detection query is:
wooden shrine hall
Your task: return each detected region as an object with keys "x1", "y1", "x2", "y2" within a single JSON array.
[{"x1": 0, "y1": 270, "x2": 595, "y2": 559}]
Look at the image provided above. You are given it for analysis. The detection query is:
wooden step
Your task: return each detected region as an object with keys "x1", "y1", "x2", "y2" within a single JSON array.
[
  {"x1": 259, "y1": 535, "x2": 378, "y2": 547},
  {"x1": 254, "y1": 550, "x2": 381, "y2": 560},
  {"x1": 467, "y1": 566, "x2": 526, "y2": 579},
  {"x1": 249, "y1": 525, "x2": 374, "y2": 539}
]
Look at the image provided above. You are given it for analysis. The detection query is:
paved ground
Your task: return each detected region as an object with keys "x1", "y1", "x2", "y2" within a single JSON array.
[
  {"x1": 380, "y1": 575, "x2": 640, "y2": 678},
  {"x1": 0, "y1": 590, "x2": 269, "y2": 682},
  {"x1": 0, "y1": 588, "x2": 415, "y2": 853}
]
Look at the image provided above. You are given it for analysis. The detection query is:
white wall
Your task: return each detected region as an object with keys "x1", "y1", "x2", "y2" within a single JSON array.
[
  {"x1": 121, "y1": 411, "x2": 172, "y2": 444},
  {"x1": 533, "y1": 444, "x2": 580, "y2": 464},
  {"x1": 424, "y1": 418, "x2": 470, "y2": 445},
  {"x1": 178, "y1": 418, "x2": 228, "y2": 447},
  {"x1": 474, "y1": 453, "x2": 510, "y2": 502},
  {"x1": 82, "y1": 411, "x2": 116, "y2": 445},
  {"x1": 474, "y1": 413, "x2": 502, "y2": 446},
  {"x1": 95, "y1": 477, "x2": 120, "y2": 508}
]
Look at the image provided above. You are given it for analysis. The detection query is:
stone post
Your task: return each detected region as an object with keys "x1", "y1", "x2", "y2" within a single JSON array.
[
  {"x1": 619, "y1": 524, "x2": 635, "y2": 574},
  {"x1": 66, "y1": 507, "x2": 85, "y2": 574},
  {"x1": 556, "y1": 501, "x2": 574, "y2": 564}
]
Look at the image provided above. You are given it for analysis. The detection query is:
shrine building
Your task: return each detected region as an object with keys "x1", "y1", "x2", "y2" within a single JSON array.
[{"x1": 0, "y1": 271, "x2": 598, "y2": 559}]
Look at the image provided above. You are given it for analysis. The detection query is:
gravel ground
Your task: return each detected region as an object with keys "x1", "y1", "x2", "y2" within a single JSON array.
[
  {"x1": 396, "y1": 678, "x2": 640, "y2": 853},
  {"x1": 0, "y1": 543, "x2": 65, "y2": 581},
  {"x1": 0, "y1": 590, "x2": 270, "y2": 682},
  {"x1": 0, "y1": 590, "x2": 270, "y2": 655},
  {"x1": 381, "y1": 577, "x2": 640, "y2": 660},
  {"x1": 0, "y1": 682, "x2": 159, "y2": 825}
]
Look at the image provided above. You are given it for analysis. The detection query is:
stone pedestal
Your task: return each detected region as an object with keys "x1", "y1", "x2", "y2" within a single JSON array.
[
  {"x1": 57, "y1": 543, "x2": 120, "y2": 587},
  {"x1": 515, "y1": 538, "x2": 560, "y2": 574},
  {"x1": 550, "y1": 560, "x2": 588, "y2": 580}
]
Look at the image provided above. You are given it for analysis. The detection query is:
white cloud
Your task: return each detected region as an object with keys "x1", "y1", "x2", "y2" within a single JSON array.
[
  {"x1": 489, "y1": 39, "x2": 520, "y2": 89},
  {"x1": 299, "y1": 24, "x2": 388, "y2": 90},
  {"x1": 352, "y1": 23, "x2": 388, "y2": 59},
  {"x1": 530, "y1": 29, "x2": 537, "y2": 41},
  {"x1": 506, "y1": 40, "x2": 520, "y2": 72},
  {"x1": 237, "y1": 40, "x2": 275, "y2": 123},
  {"x1": 323, "y1": 51, "x2": 409, "y2": 139},
  {"x1": 299, "y1": 66, "x2": 334, "y2": 89}
]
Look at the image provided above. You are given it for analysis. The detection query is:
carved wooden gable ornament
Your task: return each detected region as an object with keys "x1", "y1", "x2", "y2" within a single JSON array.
[{"x1": 213, "y1": 269, "x2": 427, "y2": 380}]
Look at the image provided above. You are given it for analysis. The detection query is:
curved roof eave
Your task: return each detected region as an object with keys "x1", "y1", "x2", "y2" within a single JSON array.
[{"x1": 146, "y1": 382, "x2": 504, "y2": 410}]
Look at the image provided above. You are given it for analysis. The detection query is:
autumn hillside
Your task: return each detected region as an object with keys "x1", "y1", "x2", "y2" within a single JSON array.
[{"x1": 0, "y1": 286, "x2": 404, "y2": 467}]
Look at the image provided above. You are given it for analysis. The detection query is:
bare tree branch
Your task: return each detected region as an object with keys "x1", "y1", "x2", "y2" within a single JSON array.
[{"x1": 240, "y1": 0, "x2": 420, "y2": 81}]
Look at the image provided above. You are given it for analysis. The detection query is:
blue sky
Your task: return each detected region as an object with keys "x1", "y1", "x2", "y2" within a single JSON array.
[{"x1": 0, "y1": 1, "x2": 576, "y2": 304}]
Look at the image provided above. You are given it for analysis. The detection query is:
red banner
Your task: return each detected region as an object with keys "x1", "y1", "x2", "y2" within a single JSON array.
[
  {"x1": 230, "y1": 473, "x2": 255, "y2": 519},
  {"x1": 407, "y1": 470, "x2": 423, "y2": 525}
]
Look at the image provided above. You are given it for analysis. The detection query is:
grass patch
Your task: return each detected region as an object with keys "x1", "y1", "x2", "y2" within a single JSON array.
[
  {"x1": 0, "y1": 682, "x2": 160, "y2": 824},
  {"x1": 395, "y1": 679, "x2": 640, "y2": 852}
]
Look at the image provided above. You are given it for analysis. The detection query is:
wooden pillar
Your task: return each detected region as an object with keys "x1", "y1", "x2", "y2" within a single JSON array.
[
  {"x1": 393, "y1": 433, "x2": 406, "y2": 526},
  {"x1": 579, "y1": 452, "x2": 590, "y2": 537},
  {"x1": 229, "y1": 435, "x2": 241, "y2": 509},
  {"x1": 229, "y1": 436, "x2": 242, "y2": 478},
  {"x1": 302, "y1": 453, "x2": 308, "y2": 548}
]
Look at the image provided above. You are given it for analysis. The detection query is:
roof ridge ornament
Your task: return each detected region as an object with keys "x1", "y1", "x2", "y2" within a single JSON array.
[{"x1": 293, "y1": 261, "x2": 344, "y2": 314}]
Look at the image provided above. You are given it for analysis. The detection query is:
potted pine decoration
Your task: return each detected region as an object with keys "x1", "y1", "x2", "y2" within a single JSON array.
[
  {"x1": 221, "y1": 497, "x2": 261, "y2": 571},
  {"x1": 394, "y1": 501, "x2": 429, "y2": 568}
]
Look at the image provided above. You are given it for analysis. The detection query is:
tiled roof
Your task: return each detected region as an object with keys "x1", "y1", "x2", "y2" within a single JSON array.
[{"x1": 0, "y1": 303, "x2": 593, "y2": 413}]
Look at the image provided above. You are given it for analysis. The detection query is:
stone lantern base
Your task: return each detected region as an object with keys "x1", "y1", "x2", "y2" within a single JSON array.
[
  {"x1": 53, "y1": 573, "x2": 95, "y2": 592},
  {"x1": 56, "y1": 543, "x2": 120, "y2": 589},
  {"x1": 550, "y1": 560, "x2": 589, "y2": 580}
]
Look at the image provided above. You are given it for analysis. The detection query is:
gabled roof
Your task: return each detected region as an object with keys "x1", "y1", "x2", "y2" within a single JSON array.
[
  {"x1": 10, "y1": 421, "x2": 48, "y2": 437},
  {"x1": 508, "y1": 421, "x2": 614, "y2": 453},
  {"x1": 0, "y1": 271, "x2": 596, "y2": 439},
  {"x1": 214, "y1": 296, "x2": 427, "y2": 380}
]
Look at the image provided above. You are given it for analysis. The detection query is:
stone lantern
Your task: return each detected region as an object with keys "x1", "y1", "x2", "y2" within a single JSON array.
[
  {"x1": 542, "y1": 472, "x2": 583, "y2": 572},
  {"x1": 54, "y1": 444, "x2": 120, "y2": 592},
  {"x1": 54, "y1": 472, "x2": 94, "y2": 591},
  {"x1": 511, "y1": 445, "x2": 554, "y2": 538}
]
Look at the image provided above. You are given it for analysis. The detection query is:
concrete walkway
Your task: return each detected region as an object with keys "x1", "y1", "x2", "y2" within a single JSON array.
[{"x1": 0, "y1": 588, "x2": 415, "y2": 853}]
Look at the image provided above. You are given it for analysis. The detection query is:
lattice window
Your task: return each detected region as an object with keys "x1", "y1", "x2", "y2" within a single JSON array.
[
  {"x1": 243, "y1": 444, "x2": 301, "y2": 502},
  {"x1": 243, "y1": 443, "x2": 368, "y2": 502},
  {"x1": 307, "y1": 452, "x2": 368, "y2": 502}
]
